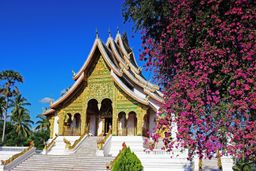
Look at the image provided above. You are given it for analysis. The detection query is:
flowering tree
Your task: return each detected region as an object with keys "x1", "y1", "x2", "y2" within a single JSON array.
[{"x1": 123, "y1": 0, "x2": 256, "y2": 162}]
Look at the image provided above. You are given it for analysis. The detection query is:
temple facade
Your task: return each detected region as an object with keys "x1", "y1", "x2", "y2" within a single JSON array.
[{"x1": 43, "y1": 32, "x2": 164, "y2": 138}]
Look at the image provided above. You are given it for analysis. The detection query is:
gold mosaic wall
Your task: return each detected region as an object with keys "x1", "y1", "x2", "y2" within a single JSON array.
[{"x1": 51, "y1": 54, "x2": 149, "y2": 137}]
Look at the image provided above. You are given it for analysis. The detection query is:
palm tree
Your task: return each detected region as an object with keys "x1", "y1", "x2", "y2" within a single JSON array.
[
  {"x1": 11, "y1": 107, "x2": 33, "y2": 138},
  {"x1": 35, "y1": 114, "x2": 50, "y2": 131},
  {"x1": 11, "y1": 94, "x2": 31, "y2": 116},
  {"x1": 0, "y1": 70, "x2": 23, "y2": 143},
  {"x1": 10, "y1": 94, "x2": 33, "y2": 138}
]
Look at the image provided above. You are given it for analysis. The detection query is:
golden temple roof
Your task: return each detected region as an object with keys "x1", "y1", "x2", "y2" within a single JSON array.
[{"x1": 44, "y1": 32, "x2": 163, "y2": 115}]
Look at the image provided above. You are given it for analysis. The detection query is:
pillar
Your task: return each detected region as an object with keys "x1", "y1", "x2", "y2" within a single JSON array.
[
  {"x1": 112, "y1": 102, "x2": 118, "y2": 136},
  {"x1": 49, "y1": 116, "x2": 55, "y2": 138},
  {"x1": 81, "y1": 103, "x2": 87, "y2": 135},
  {"x1": 53, "y1": 114, "x2": 59, "y2": 136},
  {"x1": 58, "y1": 110, "x2": 65, "y2": 136},
  {"x1": 137, "y1": 107, "x2": 147, "y2": 136},
  {"x1": 112, "y1": 115, "x2": 118, "y2": 136}
]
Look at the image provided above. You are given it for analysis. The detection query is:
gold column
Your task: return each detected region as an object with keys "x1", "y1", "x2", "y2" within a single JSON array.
[
  {"x1": 49, "y1": 115, "x2": 54, "y2": 138},
  {"x1": 58, "y1": 110, "x2": 64, "y2": 136},
  {"x1": 81, "y1": 103, "x2": 87, "y2": 135},
  {"x1": 112, "y1": 116, "x2": 118, "y2": 135},
  {"x1": 112, "y1": 103, "x2": 117, "y2": 135},
  {"x1": 137, "y1": 107, "x2": 147, "y2": 136}
]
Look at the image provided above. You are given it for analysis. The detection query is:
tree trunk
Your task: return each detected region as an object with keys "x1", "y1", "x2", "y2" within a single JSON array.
[
  {"x1": 1, "y1": 97, "x2": 8, "y2": 143},
  {"x1": 1, "y1": 110, "x2": 6, "y2": 143}
]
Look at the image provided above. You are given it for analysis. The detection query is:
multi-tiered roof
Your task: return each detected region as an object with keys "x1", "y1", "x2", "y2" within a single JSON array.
[{"x1": 44, "y1": 32, "x2": 164, "y2": 115}]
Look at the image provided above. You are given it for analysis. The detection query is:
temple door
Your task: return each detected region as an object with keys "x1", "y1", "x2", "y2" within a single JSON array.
[
  {"x1": 89, "y1": 115, "x2": 96, "y2": 136},
  {"x1": 127, "y1": 113, "x2": 137, "y2": 136},
  {"x1": 118, "y1": 113, "x2": 126, "y2": 136}
]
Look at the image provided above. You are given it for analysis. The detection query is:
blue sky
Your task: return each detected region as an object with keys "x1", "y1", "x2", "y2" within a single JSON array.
[{"x1": 0, "y1": 0, "x2": 153, "y2": 124}]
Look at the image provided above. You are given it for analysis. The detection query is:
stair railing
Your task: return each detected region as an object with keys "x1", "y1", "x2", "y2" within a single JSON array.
[
  {"x1": 1, "y1": 142, "x2": 36, "y2": 170},
  {"x1": 44, "y1": 134, "x2": 58, "y2": 154},
  {"x1": 63, "y1": 127, "x2": 89, "y2": 153},
  {"x1": 97, "y1": 128, "x2": 112, "y2": 150}
]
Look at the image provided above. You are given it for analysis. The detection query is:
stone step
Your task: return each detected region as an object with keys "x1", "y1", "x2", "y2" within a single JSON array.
[{"x1": 12, "y1": 137, "x2": 113, "y2": 171}]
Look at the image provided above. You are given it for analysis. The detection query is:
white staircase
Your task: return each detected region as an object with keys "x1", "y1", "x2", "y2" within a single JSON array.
[
  {"x1": 45, "y1": 136, "x2": 80, "y2": 155},
  {"x1": 109, "y1": 136, "x2": 192, "y2": 171},
  {"x1": 110, "y1": 136, "x2": 145, "y2": 156},
  {"x1": 11, "y1": 137, "x2": 114, "y2": 171}
]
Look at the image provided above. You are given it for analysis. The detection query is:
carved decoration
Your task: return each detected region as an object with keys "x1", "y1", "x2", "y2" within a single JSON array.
[
  {"x1": 87, "y1": 82, "x2": 113, "y2": 102},
  {"x1": 89, "y1": 56, "x2": 110, "y2": 78},
  {"x1": 53, "y1": 53, "x2": 153, "y2": 136}
]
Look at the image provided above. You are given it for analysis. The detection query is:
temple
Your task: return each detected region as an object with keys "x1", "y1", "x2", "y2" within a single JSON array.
[
  {"x1": 1, "y1": 33, "x2": 233, "y2": 171},
  {"x1": 43, "y1": 32, "x2": 164, "y2": 138}
]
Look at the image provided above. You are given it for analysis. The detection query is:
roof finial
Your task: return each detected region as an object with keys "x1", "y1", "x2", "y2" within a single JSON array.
[
  {"x1": 96, "y1": 27, "x2": 99, "y2": 38},
  {"x1": 108, "y1": 27, "x2": 112, "y2": 37},
  {"x1": 72, "y1": 70, "x2": 76, "y2": 77},
  {"x1": 117, "y1": 26, "x2": 120, "y2": 34}
]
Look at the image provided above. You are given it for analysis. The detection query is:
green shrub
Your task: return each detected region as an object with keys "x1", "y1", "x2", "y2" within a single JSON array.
[
  {"x1": 233, "y1": 159, "x2": 256, "y2": 171},
  {"x1": 29, "y1": 129, "x2": 50, "y2": 150},
  {"x1": 112, "y1": 147, "x2": 143, "y2": 171}
]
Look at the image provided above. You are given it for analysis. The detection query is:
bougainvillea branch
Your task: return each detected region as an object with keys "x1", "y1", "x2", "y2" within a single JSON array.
[{"x1": 124, "y1": 0, "x2": 256, "y2": 161}]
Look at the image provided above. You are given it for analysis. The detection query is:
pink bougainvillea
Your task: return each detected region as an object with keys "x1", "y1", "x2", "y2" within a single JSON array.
[{"x1": 139, "y1": 0, "x2": 256, "y2": 161}]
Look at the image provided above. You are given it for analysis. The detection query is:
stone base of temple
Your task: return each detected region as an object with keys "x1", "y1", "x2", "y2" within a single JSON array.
[
  {"x1": 99, "y1": 136, "x2": 193, "y2": 171},
  {"x1": 5, "y1": 135, "x2": 234, "y2": 171}
]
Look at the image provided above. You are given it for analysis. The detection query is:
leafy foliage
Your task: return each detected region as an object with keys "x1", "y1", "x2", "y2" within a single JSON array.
[
  {"x1": 112, "y1": 147, "x2": 143, "y2": 171},
  {"x1": 123, "y1": 0, "x2": 170, "y2": 41},
  {"x1": 29, "y1": 129, "x2": 50, "y2": 150},
  {"x1": 35, "y1": 114, "x2": 50, "y2": 131},
  {"x1": 0, "y1": 121, "x2": 49, "y2": 150},
  {"x1": 233, "y1": 159, "x2": 256, "y2": 171},
  {"x1": 11, "y1": 94, "x2": 33, "y2": 138},
  {"x1": 124, "y1": 0, "x2": 256, "y2": 163},
  {"x1": 0, "y1": 70, "x2": 23, "y2": 143},
  {"x1": 0, "y1": 70, "x2": 50, "y2": 149}
]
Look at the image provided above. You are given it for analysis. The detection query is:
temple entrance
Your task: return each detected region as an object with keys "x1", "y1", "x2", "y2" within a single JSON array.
[
  {"x1": 86, "y1": 98, "x2": 113, "y2": 136},
  {"x1": 73, "y1": 113, "x2": 81, "y2": 136},
  {"x1": 86, "y1": 99, "x2": 99, "y2": 136},
  {"x1": 63, "y1": 113, "x2": 81, "y2": 136},
  {"x1": 100, "y1": 99, "x2": 113, "y2": 135},
  {"x1": 104, "y1": 117, "x2": 112, "y2": 135},
  {"x1": 127, "y1": 112, "x2": 137, "y2": 136},
  {"x1": 118, "y1": 112, "x2": 127, "y2": 136}
]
